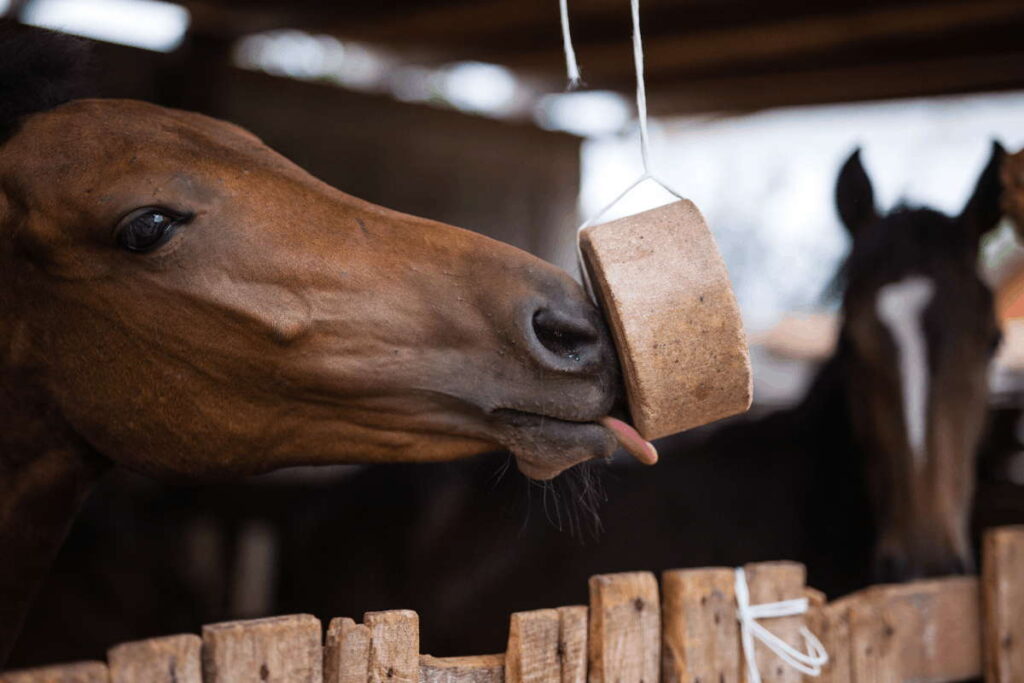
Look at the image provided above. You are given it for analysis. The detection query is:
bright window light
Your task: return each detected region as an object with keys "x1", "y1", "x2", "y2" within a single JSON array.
[
  {"x1": 535, "y1": 91, "x2": 631, "y2": 137},
  {"x1": 439, "y1": 62, "x2": 519, "y2": 115},
  {"x1": 23, "y1": 0, "x2": 190, "y2": 53},
  {"x1": 0, "y1": 0, "x2": 11, "y2": 16}
]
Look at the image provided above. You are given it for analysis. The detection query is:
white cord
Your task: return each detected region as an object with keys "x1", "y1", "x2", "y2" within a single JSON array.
[
  {"x1": 734, "y1": 568, "x2": 829, "y2": 683},
  {"x1": 558, "y1": 0, "x2": 582, "y2": 88},
  {"x1": 560, "y1": 0, "x2": 686, "y2": 300}
]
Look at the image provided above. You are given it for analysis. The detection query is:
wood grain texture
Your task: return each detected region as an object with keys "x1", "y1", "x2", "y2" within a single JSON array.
[
  {"x1": 661, "y1": 567, "x2": 739, "y2": 683},
  {"x1": 0, "y1": 662, "x2": 109, "y2": 683},
  {"x1": 580, "y1": 200, "x2": 751, "y2": 439},
  {"x1": 984, "y1": 526, "x2": 1024, "y2": 683},
  {"x1": 202, "y1": 613, "x2": 322, "y2": 682},
  {"x1": 557, "y1": 606, "x2": 588, "y2": 683},
  {"x1": 365, "y1": 610, "x2": 419, "y2": 683},
  {"x1": 803, "y1": 592, "x2": 853, "y2": 683},
  {"x1": 849, "y1": 577, "x2": 981, "y2": 683},
  {"x1": 587, "y1": 571, "x2": 660, "y2": 683},
  {"x1": 505, "y1": 609, "x2": 561, "y2": 682},
  {"x1": 420, "y1": 654, "x2": 505, "y2": 682},
  {"x1": 739, "y1": 562, "x2": 806, "y2": 683},
  {"x1": 324, "y1": 618, "x2": 371, "y2": 683},
  {"x1": 107, "y1": 634, "x2": 201, "y2": 683}
]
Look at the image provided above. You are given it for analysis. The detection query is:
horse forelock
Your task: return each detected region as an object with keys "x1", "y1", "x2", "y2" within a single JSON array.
[{"x1": 0, "y1": 21, "x2": 95, "y2": 145}]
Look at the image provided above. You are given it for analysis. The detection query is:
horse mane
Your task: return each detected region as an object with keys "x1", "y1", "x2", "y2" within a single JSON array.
[{"x1": 0, "y1": 20, "x2": 94, "y2": 144}]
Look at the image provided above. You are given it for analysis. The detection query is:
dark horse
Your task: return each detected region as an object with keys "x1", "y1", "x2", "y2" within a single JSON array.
[
  {"x1": 0, "y1": 25, "x2": 655, "y2": 663},
  {"x1": 13, "y1": 142, "x2": 1004, "y2": 664}
]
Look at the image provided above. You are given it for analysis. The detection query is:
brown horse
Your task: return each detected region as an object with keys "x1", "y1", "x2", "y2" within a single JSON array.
[{"x1": 0, "y1": 25, "x2": 637, "y2": 662}]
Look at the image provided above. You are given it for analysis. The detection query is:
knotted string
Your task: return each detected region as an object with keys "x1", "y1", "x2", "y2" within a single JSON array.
[
  {"x1": 560, "y1": 0, "x2": 687, "y2": 300},
  {"x1": 734, "y1": 568, "x2": 829, "y2": 683}
]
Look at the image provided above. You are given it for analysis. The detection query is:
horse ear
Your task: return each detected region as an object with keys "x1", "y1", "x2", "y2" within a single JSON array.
[
  {"x1": 959, "y1": 140, "x2": 1005, "y2": 242},
  {"x1": 835, "y1": 148, "x2": 878, "y2": 236}
]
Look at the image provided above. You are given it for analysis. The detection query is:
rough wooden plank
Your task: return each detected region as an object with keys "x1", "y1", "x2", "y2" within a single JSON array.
[
  {"x1": 848, "y1": 590, "x2": 889, "y2": 683},
  {"x1": 587, "y1": 571, "x2": 660, "y2": 683},
  {"x1": 365, "y1": 610, "x2": 419, "y2": 683},
  {"x1": 984, "y1": 525, "x2": 1024, "y2": 683},
  {"x1": 740, "y1": 562, "x2": 806, "y2": 683},
  {"x1": 849, "y1": 577, "x2": 981, "y2": 683},
  {"x1": 557, "y1": 606, "x2": 588, "y2": 683},
  {"x1": 580, "y1": 200, "x2": 752, "y2": 439},
  {"x1": 661, "y1": 567, "x2": 740, "y2": 683},
  {"x1": 0, "y1": 662, "x2": 109, "y2": 683},
  {"x1": 506, "y1": 609, "x2": 561, "y2": 682},
  {"x1": 804, "y1": 592, "x2": 854, "y2": 683},
  {"x1": 324, "y1": 617, "x2": 371, "y2": 683},
  {"x1": 107, "y1": 634, "x2": 201, "y2": 683},
  {"x1": 420, "y1": 654, "x2": 505, "y2": 682},
  {"x1": 202, "y1": 613, "x2": 323, "y2": 682}
]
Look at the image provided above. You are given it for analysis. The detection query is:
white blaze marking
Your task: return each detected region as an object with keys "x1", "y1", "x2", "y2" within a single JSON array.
[{"x1": 876, "y1": 276, "x2": 935, "y2": 467}]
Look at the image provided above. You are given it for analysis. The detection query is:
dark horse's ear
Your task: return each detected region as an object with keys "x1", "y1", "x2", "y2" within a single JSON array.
[
  {"x1": 835, "y1": 148, "x2": 878, "y2": 236},
  {"x1": 0, "y1": 20, "x2": 94, "y2": 144},
  {"x1": 959, "y1": 140, "x2": 1006, "y2": 242}
]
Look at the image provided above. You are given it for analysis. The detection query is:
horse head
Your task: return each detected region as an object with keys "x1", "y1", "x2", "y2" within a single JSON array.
[
  {"x1": 834, "y1": 143, "x2": 1004, "y2": 580},
  {"x1": 0, "y1": 30, "x2": 625, "y2": 486}
]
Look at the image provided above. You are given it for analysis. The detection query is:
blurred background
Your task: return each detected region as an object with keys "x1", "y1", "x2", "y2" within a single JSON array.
[{"x1": 6, "y1": 0, "x2": 1024, "y2": 668}]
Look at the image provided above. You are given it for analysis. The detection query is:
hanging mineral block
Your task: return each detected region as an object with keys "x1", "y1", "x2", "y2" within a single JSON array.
[{"x1": 580, "y1": 199, "x2": 752, "y2": 440}]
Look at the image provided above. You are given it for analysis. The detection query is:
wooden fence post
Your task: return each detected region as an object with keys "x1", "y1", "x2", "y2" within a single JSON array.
[
  {"x1": 557, "y1": 606, "x2": 588, "y2": 683},
  {"x1": 661, "y1": 567, "x2": 740, "y2": 683},
  {"x1": 324, "y1": 618, "x2": 371, "y2": 683},
  {"x1": 506, "y1": 609, "x2": 561, "y2": 682},
  {"x1": 0, "y1": 662, "x2": 109, "y2": 683},
  {"x1": 365, "y1": 610, "x2": 419, "y2": 683},
  {"x1": 804, "y1": 591, "x2": 853, "y2": 683},
  {"x1": 849, "y1": 577, "x2": 981, "y2": 683},
  {"x1": 202, "y1": 613, "x2": 322, "y2": 682},
  {"x1": 740, "y1": 562, "x2": 807, "y2": 683},
  {"x1": 107, "y1": 634, "x2": 201, "y2": 683},
  {"x1": 588, "y1": 571, "x2": 660, "y2": 683},
  {"x1": 983, "y1": 525, "x2": 1024, "y2": 682},
  {"x1": 420, "y1": 654, "x2": 505, "y2": 682}
]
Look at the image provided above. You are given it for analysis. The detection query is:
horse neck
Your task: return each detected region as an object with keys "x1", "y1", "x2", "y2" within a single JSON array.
[{"x1": 0, "y1": 356, "x2": 108, "y2": 664}]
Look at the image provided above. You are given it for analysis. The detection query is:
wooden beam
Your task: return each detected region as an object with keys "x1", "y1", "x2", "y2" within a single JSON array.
[{"x1": 983, "y1": 525, "x2": 1024, "y2": 682}]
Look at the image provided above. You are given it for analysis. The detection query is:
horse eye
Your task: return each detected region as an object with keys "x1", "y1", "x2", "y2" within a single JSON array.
[{"x1": 117, "y1": 208, "x2": 187, "y2": 253}]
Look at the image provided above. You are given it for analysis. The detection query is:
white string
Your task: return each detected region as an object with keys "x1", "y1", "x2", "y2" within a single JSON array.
[
  {"x1": 558, "y1": 0, "x2": 582, "y2": 88},
  {"x1": 560, "y1": 0, "x2": 687, "y2": 300},
  {"x1": 734, "y1": 568, "x2": 829, "y2": 683}
]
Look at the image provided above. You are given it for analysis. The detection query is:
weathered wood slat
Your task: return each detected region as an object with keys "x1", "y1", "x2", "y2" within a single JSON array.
[
  {"x1": 804, "y1": 591, "x2": 853, "y2": 683},
  {"x1": 0, "y1": 661, "x2": 109, "y2": 683},
  {"x1": 202, "y1": 613, "x2": 323, "y2": 682},
  {"x1": 420, "y1": 654, "x2": 505, "y2": 682},
  {"x1": 587, "y1": 571, "x2": 660, "y2": 683},
  {"x1": 983, "y1": 525, "x2": 1024, "y2": 683},
  {"x1": 849, "y1": 577, "x2": 981, "y2": 683},
  {"x1": 325, "y1": 618, "x2": 371, "y2": 683},
  {"x1": 740, "y1": 562, "x2": 807, "y2": 683},
  {"x1": 661, "y1": 567, "x2": 740, "y2": 683},
  {"x1": 556, "y1": 606, "x2": 588, "y2": 683},
  {"x1": 365, "y1": 610, "x2": 419, "y2": 683},
  {"x1": 505, "y1": 609, "x2": 561, "y2": 682},
  {"x1": 107, "y1": 634, "x2": 201, "y2": 683}
]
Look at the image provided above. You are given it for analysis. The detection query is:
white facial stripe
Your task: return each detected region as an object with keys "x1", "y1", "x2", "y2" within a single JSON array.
[{"x1": 876, "y1": 276, "x2": 935, "y2": 467}]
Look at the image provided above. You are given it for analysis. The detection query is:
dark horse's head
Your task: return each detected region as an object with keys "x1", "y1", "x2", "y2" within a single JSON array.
[
  {"x1": 0, "y1": 24, "x2": 626, "y2": 482},
  {"x1": 834, "y1": 143, "x2": 1004, "y2": 580}
]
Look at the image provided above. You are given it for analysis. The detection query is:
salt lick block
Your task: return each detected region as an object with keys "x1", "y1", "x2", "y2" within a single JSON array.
[{"x1": 580, "y1": 200, "x2": 752, "y2": 440}]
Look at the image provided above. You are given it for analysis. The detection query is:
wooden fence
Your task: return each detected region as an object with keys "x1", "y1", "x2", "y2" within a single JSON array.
[{"x1": 3, "y1": 525, "x2": 1023, "y2": 683}]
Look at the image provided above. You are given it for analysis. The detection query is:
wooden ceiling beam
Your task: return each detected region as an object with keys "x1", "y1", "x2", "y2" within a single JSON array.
[{"x1": 645, "y1": 53, "x2": 1024, "y2": 115}]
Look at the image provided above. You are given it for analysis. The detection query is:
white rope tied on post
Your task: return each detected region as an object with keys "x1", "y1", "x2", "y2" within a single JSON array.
[
  {"x1": 734, "y1": 567, "x2": 829, "y2": 683},
  {"x1": 559, "y1": 0, "x2": 687, "y2": 299}
]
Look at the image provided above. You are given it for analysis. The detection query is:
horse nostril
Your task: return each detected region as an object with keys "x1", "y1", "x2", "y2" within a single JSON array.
[{"x1": 531, "y1": 308, "x2": 599, "y2": 366}]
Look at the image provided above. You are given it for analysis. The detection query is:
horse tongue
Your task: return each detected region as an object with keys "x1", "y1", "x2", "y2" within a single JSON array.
[{"x1": 599, "y1": 416, "x2": 658, "y2": 466}]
